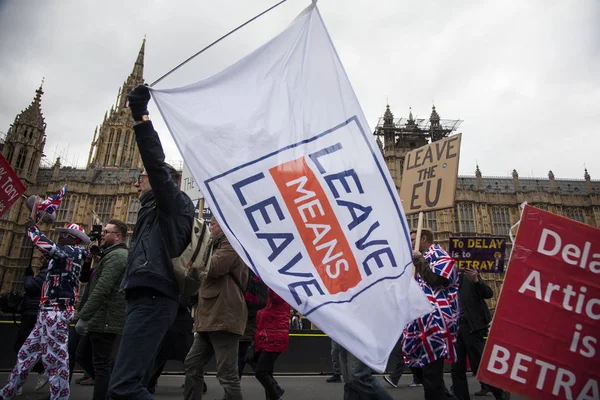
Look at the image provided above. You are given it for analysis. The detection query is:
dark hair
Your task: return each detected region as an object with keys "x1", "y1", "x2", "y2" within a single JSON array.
[
  {"x1": 108, "y1": 219, "x2": 128, "y2": 239},
  {"x1": 164, "y1": 163, "x2": 181, "y2": 186},
  {"x1": 411, "y1": 229, "x2": 434, "y2": 244},
  {"x1": 140, "y1": 163, "x2": 181, "y2": 185}
]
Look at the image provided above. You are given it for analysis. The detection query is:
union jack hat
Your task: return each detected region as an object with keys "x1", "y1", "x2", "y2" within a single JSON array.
[{"x1": 55, "y1": 223, "x2": 90, "y2": 245}]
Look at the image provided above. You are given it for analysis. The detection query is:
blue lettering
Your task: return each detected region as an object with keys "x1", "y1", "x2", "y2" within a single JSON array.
[
  {"x1": 308, "y1": 143, "x2": 343, "y2": 173},
  {"x1": 245, "y1": 197, "x2": 285, "y2": 232},
  {"x1": 257, "y1": 232, "x2": 295, "y2": 262},
  {"x1": 277, "y1": 252, "x2": 312, "y2": 278},
  {"x1": 288, "y1": 279, "x2": 325, "y2": 306},
  {"x1": 355, "y1": 221, "x2": 388, "y2": 250},
  {"x1": 362, "y1": 248, "x2": 397, "y2": 276},
  {"x1": 336, "y1": 199, "x2": 372, "y2": 230},
  {"x1": 232, "y1": 173, "x2": 265, "y2": 206},
  {"x1": 324, "y1": 169, "x2": 364, "y2": 199}
]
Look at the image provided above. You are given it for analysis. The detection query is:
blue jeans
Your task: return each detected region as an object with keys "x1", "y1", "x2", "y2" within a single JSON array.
[
  {"x1": 339, "y1": 347, "x2": 393, "y2": 400},
  {"x1": 108, "y1": 292, "x2": 178, "y2": 400}
]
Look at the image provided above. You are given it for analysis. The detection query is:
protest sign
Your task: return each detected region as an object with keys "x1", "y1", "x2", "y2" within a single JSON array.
[
  {"x1": 478, "y1": 205, "x2": 600, "y2": 400},
  {"x1": 0, "y1": 152, "x2": 26, "y2": 218},
  {"x1": 151, "y1": 4, "x2": 432, "y2": 371},
  {"x1": 449, "y1": 237, "x2": 506, "y2": 273},
  {"x1": 399, "y1": 133, "x2": 462, "y2": 215},
  {"x1": 181, "y1": 162, "x2": 211, "y2": 219}
]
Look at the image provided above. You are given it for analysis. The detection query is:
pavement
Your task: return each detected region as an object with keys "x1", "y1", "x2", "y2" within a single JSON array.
[{"x1": 3, "y1": 373, "x2": 527, "y2": 399}]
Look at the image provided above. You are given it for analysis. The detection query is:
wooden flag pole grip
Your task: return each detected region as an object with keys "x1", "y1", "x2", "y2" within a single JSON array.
[
  {"x1": 414, "y1": 211, "x2": 424, "y2": 252},
  {"x1": 412, "y1": 211, "x2": 424, "y2": 277}
]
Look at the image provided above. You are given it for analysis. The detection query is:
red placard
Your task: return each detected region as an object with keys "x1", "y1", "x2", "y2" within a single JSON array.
[
  {"x1": 478, "y1": 205, "x2": 600, "y2": 400},
  {"x1": 0, "y1": 152, "x2": 26, "y2": 218}
]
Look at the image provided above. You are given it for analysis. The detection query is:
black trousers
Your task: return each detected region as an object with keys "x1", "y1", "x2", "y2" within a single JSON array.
[
  {"x1": 72, "y1": 329, "x2": 94, "y2": 382},
  {"x1": 238, "y1": 340, "x2": 252, "y2": 377},
  {"x1": 78, "y1": 332, "x2": 118, "y2": 400},
  {"x1": 422, "y1": 358, "x2": 457, "y2": 400},
  {"x1": 389, "y1": 341, "x2": 423, "y2": 385},
  {"x1": 451, "y1": 324, "x2": 504, "y2": 400},
  {"x1": 108, "y1": 292, "x2": 178, "y2": 400},
  {"x1": 254, "y1": 352, "x2": 281, "y2": 399}
]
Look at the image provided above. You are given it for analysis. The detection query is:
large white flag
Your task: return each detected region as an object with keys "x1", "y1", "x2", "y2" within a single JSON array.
[{"x1": 151, "y1": 4, "x2": 431, "y2": 371}]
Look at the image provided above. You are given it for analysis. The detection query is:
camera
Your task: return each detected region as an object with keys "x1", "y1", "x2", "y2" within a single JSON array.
[
  {"x1": 88, "y1": 224, "x2": 102, "y2": 242},
  {"x1": 88, "y1": 224, "x2": 104, "y2": 257}
]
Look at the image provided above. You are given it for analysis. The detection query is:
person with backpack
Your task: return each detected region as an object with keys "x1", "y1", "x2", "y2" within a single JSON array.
[
  {"x1": 184, "y1": 216, "x2": 248, "y2": 400},
  {"x1": 252, "y1": 288, "x2": 290, "y2": 400}
]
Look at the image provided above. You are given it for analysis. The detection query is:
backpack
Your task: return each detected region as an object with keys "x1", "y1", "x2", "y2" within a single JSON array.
[
  {"x1": 172, "y1": 217, "x2": 211, "y2": 296},
  {"x1": 229, "y1": 269, "x2": 268, "y2": 310}
]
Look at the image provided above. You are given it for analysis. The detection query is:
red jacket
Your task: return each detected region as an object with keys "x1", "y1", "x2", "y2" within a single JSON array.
[{"x1": 255, "y1": 289, "x2": 290, "y2": 353}]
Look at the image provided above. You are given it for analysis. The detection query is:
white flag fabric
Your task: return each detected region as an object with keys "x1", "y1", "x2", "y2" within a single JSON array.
[{"x1": 151, "y1": 4, "x2": 431, "y2": 372}]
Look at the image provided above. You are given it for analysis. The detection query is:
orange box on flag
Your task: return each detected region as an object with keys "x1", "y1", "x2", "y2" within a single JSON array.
[{"x1": 269, "y1": 157, "x2": 361, "y2": 294}]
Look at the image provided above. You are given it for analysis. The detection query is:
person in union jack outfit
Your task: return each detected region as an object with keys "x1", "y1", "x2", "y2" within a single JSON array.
[
  {"x1": 0, "y1": 221, "x2": 89, "y2": 400},
  {"x1": 402, "y1": 229, "x2": 459, "y2": 400}
]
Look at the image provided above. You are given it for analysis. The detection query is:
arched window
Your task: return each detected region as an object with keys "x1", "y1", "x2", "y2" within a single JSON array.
[{"x1": 15, "y1": 148, "x2": 27, "y2": 172}]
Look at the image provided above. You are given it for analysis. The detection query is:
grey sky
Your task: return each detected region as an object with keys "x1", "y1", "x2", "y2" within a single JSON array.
[{"x1": 1, "y1": 0, "x2": 598, "y2": 179}]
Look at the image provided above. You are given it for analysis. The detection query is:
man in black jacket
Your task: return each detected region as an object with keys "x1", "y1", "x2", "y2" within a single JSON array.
[
  {"x1": 451, "y1": 268, "x2": 509, "y2": 400},
  {"x1": 108, "y1": 84, "x2": 195, "y2": 400}
]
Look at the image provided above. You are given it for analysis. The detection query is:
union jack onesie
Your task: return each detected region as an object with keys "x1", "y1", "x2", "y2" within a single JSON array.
[
  {"x1": 1, "y1": 225, "x2": 86, "y2": 400},
  {"x1": 402, "y1": 244, "x2": 459, "y2": 367}
]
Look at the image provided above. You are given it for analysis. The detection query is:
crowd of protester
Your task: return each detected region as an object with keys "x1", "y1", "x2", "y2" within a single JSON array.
[{"x1": 0, "y1": 84, "x2": 506, "y2": 400}]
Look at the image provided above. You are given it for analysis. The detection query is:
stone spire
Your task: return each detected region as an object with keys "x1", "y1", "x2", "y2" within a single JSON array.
[
  {"x1": 584, "y1": 168, "x2": 591, "y2": 181},
  {"x1": 382, "y1": 104, "x2": 395, "y2": 151},
  {"x1": 406, "y1": 106, "x2": 417, "y2": 130},
  {"x1": 1, "y1": 80, "x2": 47, "y2": 184},
  {"x1": 383, "y1": 104, "x2": 394, "y2": 126},
  {"x1": 512, "y1": 169, "x2": 520, "y2": 192},
  {"x1": 429, "y1": 104, "x2": 444, "y2": 142},
  {"x1": 88, "y1": 39, "x2": 145, "y2": 168},
  {"x1": 16, "y1": 79, "x2": 46, "y2": 130},
  {"x1": 429, "y1": 105, "x2": 440, "y2": 128},
  {"x1": 548, "y1": 170, "x2": 557, "y2": 192},
  {"x1": 475, "y1": 164, "x2": 483, "y2": 190},
  {"x1": 117, "y1": 37, "x2": 146, "y2": 110}
]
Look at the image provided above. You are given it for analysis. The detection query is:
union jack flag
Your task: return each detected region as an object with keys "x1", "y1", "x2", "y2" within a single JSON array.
[
  {"x1": 38, "y1": 185, "x2": 67, "y2": 215},
  {"x1": 402, "y1": 244, "x2": 459, "y2": 367}
]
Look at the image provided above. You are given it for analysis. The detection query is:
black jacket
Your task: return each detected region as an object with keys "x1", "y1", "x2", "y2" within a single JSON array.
[
  {"x1": 458, "y1": 273, "x2": 493, "y2": 333},
  {"x1": 121, "y1": 121, "x2": 195, "y2": 300},
  {"x1": 22, "y1": 266, "x2": 47, "y2": 316}
]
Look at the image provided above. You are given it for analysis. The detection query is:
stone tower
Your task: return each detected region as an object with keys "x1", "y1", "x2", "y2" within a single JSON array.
[
  {"x1": 87, "y1": 38, "x2": 146, "y2": 168},
  {"x1": 373, "y1": 105, "x2": 462, "y2": 188},
  {"x1": 2, "y1": 81, "x2": 47, "y2": 185}
]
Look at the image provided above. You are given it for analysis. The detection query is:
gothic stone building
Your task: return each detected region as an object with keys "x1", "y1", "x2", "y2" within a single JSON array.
[
  {"x1": 374, "y1": 105, "x2": 600, "y2": 309},
  {"x1": 0, "y1": 39, "x2": 175, "y2": 293},
  {"x1": 1, "y1": 46, "x2": 599, "y2": 306}
]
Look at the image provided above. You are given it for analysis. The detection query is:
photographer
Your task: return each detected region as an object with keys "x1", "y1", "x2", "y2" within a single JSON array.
[{"x1": 75, "y1": 219, "x2": 128, "y2": 400}]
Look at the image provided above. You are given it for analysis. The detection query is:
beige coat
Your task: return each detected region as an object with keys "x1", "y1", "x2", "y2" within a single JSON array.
[{"x1": 194, "y1": 236, "x2": 248, "y2": 335}]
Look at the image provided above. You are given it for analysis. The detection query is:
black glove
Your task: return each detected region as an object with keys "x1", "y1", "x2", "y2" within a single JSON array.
[
  {"x1": 25, "y1": 266, "x2": 34, "y2": 277},
  {"x1": 127, "y1": 84, "x2": 151, "y2": 121}
]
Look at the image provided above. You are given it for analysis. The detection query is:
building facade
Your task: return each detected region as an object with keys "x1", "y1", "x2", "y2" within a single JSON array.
[
  {"x1": 0, "y1": 39, "x2": 161, "y2": 293},
  {"x1": 1, "y1": 47, "x2": 599, "y2": 305},
  {"x1": 374, "y1": 105, "x2": 600, "y2": 309}
]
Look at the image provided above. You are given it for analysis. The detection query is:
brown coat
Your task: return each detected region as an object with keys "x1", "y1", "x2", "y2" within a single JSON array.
[{"x1": 194, "y1": 236, "x2": 249, "y2": 335}]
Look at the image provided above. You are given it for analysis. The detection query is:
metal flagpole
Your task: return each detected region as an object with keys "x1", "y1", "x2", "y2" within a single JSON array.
[{"x1": 149, "y1": 0, "x2": 290, "y2": 88}]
